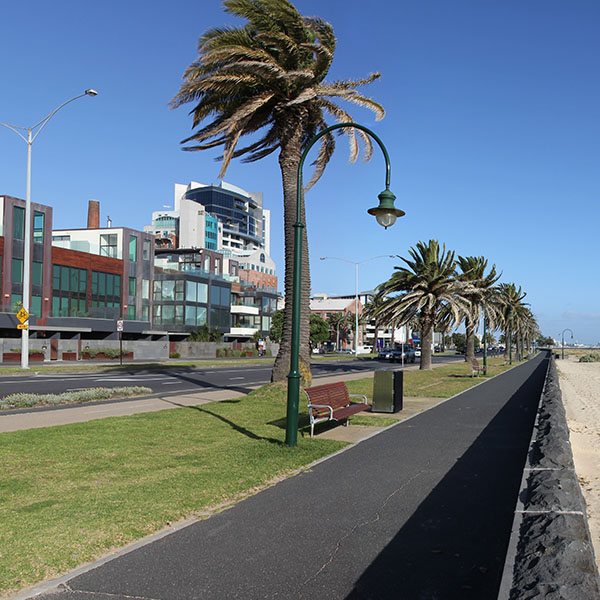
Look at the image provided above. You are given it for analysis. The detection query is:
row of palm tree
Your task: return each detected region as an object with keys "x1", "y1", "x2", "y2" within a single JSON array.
[
  {"x1": 325, "y1": 311, "x2": 364, "y2": 351},
  {"x1": 365, "y1": 240, "x2": 539, "y2": 370}
]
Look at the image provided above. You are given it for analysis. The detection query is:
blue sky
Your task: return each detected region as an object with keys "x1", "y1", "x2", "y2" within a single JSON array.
[{"x1": 1, "y1": 1, "x2": 598, "y2": 343}]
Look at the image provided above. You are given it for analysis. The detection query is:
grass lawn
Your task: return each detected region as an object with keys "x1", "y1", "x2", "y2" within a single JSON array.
[
  {"x1": 0, "y1": 355, "x2": 523, "y2": 596},
  {"x1": 345, "y1": 356, "x2": 521, "y2": 401}
]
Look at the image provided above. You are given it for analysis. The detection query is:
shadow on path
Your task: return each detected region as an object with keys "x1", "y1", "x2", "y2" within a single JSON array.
[{"x1": 345, "y1": 357, "x2": 548, "y2": 599}]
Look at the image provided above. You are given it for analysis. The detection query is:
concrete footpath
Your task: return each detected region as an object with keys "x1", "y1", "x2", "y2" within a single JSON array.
[{"x1": 18, "y1": 354, "x2": 549, "y2": 600}]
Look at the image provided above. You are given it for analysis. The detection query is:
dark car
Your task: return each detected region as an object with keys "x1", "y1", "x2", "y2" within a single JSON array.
[
  {"x1": 377, "y1": 347, "x2": 394, "y2": 360},
  {"x1": 390, "y1": 347, "x2": 416, "y2": 363}
]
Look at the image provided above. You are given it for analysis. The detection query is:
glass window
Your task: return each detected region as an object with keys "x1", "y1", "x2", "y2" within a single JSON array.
[
  {"x1": 13, "y1": 206, "x2": 25, "y2": 240},
  {"x1": 32, "y1": 262, "x2": 43, "y2": 286},
  {"x1": 143, "y1": 239, "x2": 151, "y2": 261},
  {"x1": 197, "y1": 306, "x2": 207, "y2": 326},
  {"x1": 100, "y1": 234, "x2": 118, "y2": 258},
  {"x1": 114, "y1": 275, "x2": 121, "y2": 297},
  {"x1": 198, "y1": 283, "x2": 208, "y2": 303},
  {"x1": 52, "y1": 296, "x2": 60, "y2": 317},
  {"x1": 153, "y1": 280, "x2": 161, "y2": 301},
  {"x1": 129, "y1": 235, "x2": 137, "y2": 262},
  {"x1": 185, "y1": 305, "x2": 196, "y2": 326},
  {"x1": 142, "y1": 279, "x2": 149, "y2": 300},
  {"x1": 142, "y1": 305, "x2": 149, "y2": 321},
  {"x1": 52, "y1": 265, "x2": 60, "y2": 290},
  {"x1": 92, "y1": 271, "x2": 98, "y2": 294},
  {"x1": 162, "y1": 280, "x2": 175, "y2": 301},
  {"x1": 33, "y1": 211, "x2": 44, "y2": 244},
  {"x1": 162, "y1": 305, "x2": 174, "y2": 323},
  {"x1": 129, "y1": 276, "x2": 136, "y2": 297},
  {"x1": 79, "y1": 270, "x2": 87, "y2": 294},
  {"x1": 175, "y1": 305, "x2": 184, "y2": 324},
  {"x1": 220, "y1": 287, "x2": 230, "y2": 306},
  {"x1": 186, "y1": 281, "x2": 197, "y2": 302},
  {"x1": 210, "y1": 286, "x2": 220, "y2": 305},
  {"x1": 70, "y1": 268, "x2": 79, "y2": 292},
  {"x1": 98, "y1": 272, "x2": 106, "y2": 295},
  {"x1": 127, "y1": 305, "x2": 136, "y2": 320},
  {"x1": 152, "y1": 304, "x2": 161, "y2": 322},
  {"x1": 106, "y1": 273, "x2": 114, "y2": 297},
  {"x1": 175, "y1": 280, "x2": 184, "y2": 301},
  {"x1": 31, "y1": 295, "x2": 42, "y2": 317},
  {"x1": 12, "y1": 258, "x2": 23, "y2": 283}
]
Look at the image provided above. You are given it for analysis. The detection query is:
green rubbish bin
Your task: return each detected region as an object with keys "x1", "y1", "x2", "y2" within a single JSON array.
[{"x1": 372, "y1": 369, "x2": 403, "y2": 413}]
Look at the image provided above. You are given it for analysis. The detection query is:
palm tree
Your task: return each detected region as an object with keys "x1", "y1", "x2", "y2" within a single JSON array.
[
  {"x1": 498, "y1": 283, "x2": 528, "y2": 363},
  {"x1": 376, "y1": 240, "x2": 471, "y2": 370},
  {"x1": 363, "y1": 287, "x2": 388, "y2": 353},
  {"x1": 170, "y1": 0, "x2": 384, "y2": 382},
  {"x1": 327, "y1": 312, "x2": 346, "y2": 351},
  {"x1": 456, "y1": 256, "x2": 500, "y2": 363}
]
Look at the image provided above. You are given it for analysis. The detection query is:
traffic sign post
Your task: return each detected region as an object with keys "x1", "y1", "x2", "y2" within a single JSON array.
[{"x1": 117, "y1": 320, "x2": 124, "y2": 366}]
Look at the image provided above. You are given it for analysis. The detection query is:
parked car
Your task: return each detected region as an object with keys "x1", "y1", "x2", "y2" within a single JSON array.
[
  {"x1": 378, "y1": 347, "x2": 394, "y2": 360},
  {"x1": 391, "y1": 347, "x2": 416, "y2": 363}
]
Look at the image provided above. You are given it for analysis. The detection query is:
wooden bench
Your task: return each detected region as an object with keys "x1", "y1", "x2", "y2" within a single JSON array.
[
  {"x1": 305, "y1": 381, "x2": 369, "y2": 438},
  {"x1": 471, "y1": 358, "x2": 484, "y2": 377}
]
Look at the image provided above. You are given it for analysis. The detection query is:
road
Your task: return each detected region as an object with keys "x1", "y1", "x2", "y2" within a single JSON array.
[{"x1": 0, "y1": 355, "x2": 461, "y2": 398}]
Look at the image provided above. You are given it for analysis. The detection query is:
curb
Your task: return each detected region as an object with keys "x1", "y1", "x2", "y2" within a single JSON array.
[{"x1": 498, "y1": 352, "x2": 600, "y2": 599}]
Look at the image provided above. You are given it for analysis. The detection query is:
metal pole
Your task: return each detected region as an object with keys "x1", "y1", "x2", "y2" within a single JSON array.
[
  {"x1": 285, "y1": 122, "x2": 396, "y2": 447},
  {"x1": 21, "y1": 131, "x2": 33, "y2": 369},
  {"x1": 355, "y1": 263, "x2": 359, "y2": 356},
  {"x1": 482, "y1": 299, "x2": 487, "y2": 375}
]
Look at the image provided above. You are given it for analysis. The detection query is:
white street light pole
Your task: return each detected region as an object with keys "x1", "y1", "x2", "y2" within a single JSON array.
[
  {"x1": 320, "y1": 255, "x2": 394, "y2": 356},
  {"x1": 0, "y1": 89, "x2": 98, "y2": 369}
]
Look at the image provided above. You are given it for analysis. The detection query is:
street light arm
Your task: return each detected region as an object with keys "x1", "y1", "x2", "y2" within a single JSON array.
[
  {"x1": 0, "y1": 121, "x2": 29, "y2": 144},
  {"x1": 297, "y1": 122, "x2": 392, "y2": 221},
  {"x1": 30, "y1": 91, "x2": 91, "y2": 143}
]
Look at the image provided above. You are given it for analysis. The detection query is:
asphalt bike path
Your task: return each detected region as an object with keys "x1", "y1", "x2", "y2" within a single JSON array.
[{"x1": 26, "y1": 353, "x2": 548, "y2": 600}]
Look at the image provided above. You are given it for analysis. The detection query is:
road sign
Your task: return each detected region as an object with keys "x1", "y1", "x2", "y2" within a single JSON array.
[
  {"x1": 116, "y1": 320, "x2": 124, "y2": 332},
  {"x1": 17, "y1": 308, "x2": 29, "y2": 323},
  {"x1": 17, "y1": 323, "x2": 28, "y2": 330}
]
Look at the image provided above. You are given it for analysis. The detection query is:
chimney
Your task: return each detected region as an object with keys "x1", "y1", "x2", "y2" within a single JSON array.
[{"x1": 87, "y1": 199, "x2": 100, "y2": 229}]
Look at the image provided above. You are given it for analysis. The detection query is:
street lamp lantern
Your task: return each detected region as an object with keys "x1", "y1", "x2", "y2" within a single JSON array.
[
  {"x1": 285, "y1": 122, "x2": 402, "y2": 447},
  {"x1": 368, "y1": 189, "x2": 405, "y2": 229}
]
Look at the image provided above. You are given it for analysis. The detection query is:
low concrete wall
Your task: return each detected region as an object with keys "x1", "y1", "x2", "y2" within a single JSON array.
[{"x1": 500, "y1": 353, "x2": 600, "y2": 599}]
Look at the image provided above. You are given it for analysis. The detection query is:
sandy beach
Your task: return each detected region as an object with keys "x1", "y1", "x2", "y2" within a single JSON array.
[{"x1": 557, "y1": 356, "x2": 600, "y2": 569}]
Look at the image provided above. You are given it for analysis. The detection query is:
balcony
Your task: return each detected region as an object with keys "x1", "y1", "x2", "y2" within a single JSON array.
[
  {"x1": 231, "y1": 305, "x2": 259, "y2": 316},
  {"x1": 226, "y1": 326, "x2": 259, "y2": 337}
]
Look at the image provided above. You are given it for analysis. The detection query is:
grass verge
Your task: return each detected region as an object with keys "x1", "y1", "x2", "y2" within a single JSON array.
[{"x1": 344, "y1": 356, "x2": 521, "y2": 401}]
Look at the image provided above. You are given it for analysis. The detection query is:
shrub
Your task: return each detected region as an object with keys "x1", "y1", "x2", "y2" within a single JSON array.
[
  {"x1": 579, "y1": 353, "x2": 600, "y2": 363},
  {"x1": 0, "y1": 386, "x2": 152, "y2": 410},
  {"x1": 169, "y1": 352, "x2": 181, "y2": 359},
  {"x1": 82, "y1": 348, "x2": 129, "y2": 359}
]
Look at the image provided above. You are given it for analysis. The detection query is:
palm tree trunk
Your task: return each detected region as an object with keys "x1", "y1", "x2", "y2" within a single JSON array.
[
  {"x1": 465, "y1": 317, "x2": 476, "y2": 363},
  {"x1": 271, "y1": 122, "x2": 312, "y2": 384},
  {"x1": 420, "y1": 313, "x2": 434, "y2": 370}
]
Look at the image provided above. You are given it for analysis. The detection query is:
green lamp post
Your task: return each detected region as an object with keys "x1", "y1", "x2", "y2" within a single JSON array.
[
  {"x1": 285, "y1": 122, "x2": 404, "y2": 447},
  {"x1": 561, "y1": 328, "x2": 573, "y2": 360},
  {"x1": 482, "y1": 298, "x2": 487, "y2": 375}
]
